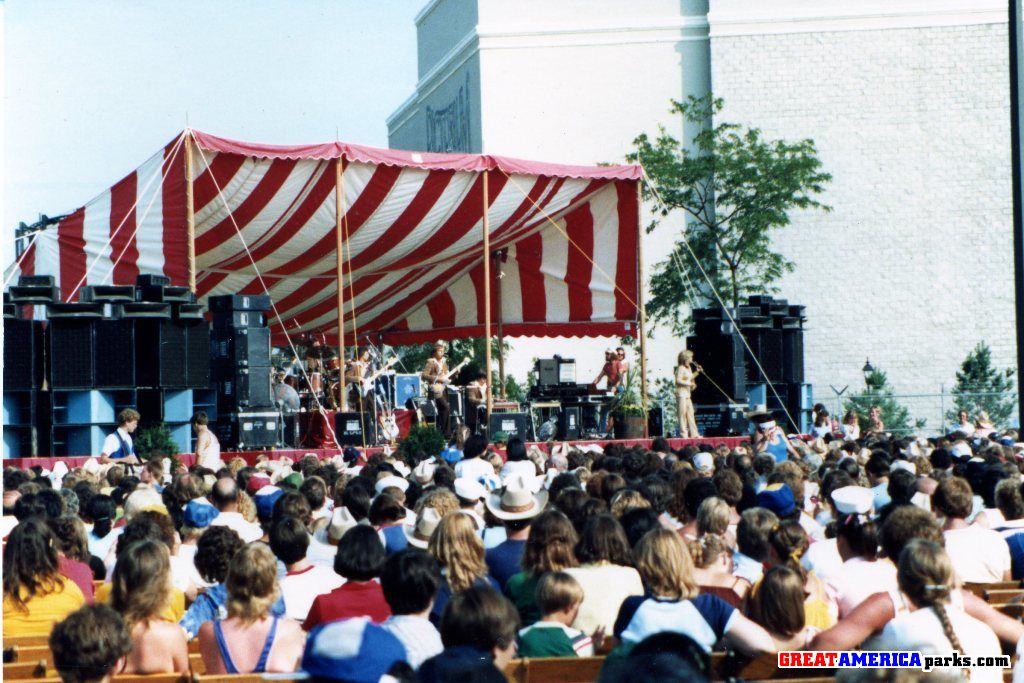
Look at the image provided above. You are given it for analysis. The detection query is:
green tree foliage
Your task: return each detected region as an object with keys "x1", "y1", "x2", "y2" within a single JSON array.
[
  {"x1": 134, "y1": 423, "x2": 180, "y2": 458},
  {"x1": 397, "y1": 423, "x2": 446, "y2": 462},
  {"x1": 627, "y1": 95, "x2": 832, "y2": 334},
  {"x1": 946, "y1": 342, "x2": 1016, "y2": 427},
  {"x1": 844, "y1": 368, "x2": 924, "y2": 435},
  {"x1": 653, "y1": 376, "x2": 680, "y2": 435}
]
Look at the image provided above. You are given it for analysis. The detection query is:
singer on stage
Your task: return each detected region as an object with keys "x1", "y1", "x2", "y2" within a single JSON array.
[{"x1": 675, "y1": 350, "x2": 701, "y2": 438}]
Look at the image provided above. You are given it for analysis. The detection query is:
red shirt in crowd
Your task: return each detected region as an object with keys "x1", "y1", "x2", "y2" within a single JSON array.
[
  {"x1": 58, "y1": 556, "x2": 94, "y2": 603},
  {"x1": 302, "y1": 580, "x2": 391, "y2": 631}
]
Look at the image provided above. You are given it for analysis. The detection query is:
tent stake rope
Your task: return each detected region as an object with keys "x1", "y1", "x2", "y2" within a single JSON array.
[
  {"x1": 66, "y1": 132, "x2": 187, "y2": 303},
  {"x1": 193, "y1": 139, "x2": 340, "y2": 445},
  {"x1": 639, "y1": 166, "x2": 801, "y2": 433}
]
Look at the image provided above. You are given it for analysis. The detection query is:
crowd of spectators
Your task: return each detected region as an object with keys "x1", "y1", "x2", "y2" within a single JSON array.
[{"x1": 3, "y1": 419, "x2": 1024, "y2": 682}]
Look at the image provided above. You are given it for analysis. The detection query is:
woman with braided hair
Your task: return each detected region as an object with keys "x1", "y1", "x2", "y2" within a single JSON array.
[{"x1": 876, "y1": 539, "x2": 1000, "y2": 682}]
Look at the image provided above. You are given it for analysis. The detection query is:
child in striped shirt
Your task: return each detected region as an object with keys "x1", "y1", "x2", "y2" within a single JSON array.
[{"x1": 517, "y1": 572, "x2": 597, "y2": 658}]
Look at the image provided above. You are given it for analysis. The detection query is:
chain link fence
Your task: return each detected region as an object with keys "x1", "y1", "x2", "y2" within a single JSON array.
[{"x1": 822, "y1": 391, "x2": 1020, "y2": 438}]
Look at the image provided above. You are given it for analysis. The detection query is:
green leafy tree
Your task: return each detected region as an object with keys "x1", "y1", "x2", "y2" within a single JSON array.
[
  {"x1": 946, "y1": 342, "x2": 1016, "y2": 427},
  {"x1": 397, "y1": 424, "x2": 446, "y2": 462},
  {"x1": 844, "y1": 368, "x2": 924, "y2": 435},
  {"x1": 627, "y1": 95, "x2": 832, "y2": 334},
  {"x1": 653, "y1": 376, "x2": 680, "y2": 435},
  {"x1": 134, "y1": 423, "x2": 180, "y2": 458}
]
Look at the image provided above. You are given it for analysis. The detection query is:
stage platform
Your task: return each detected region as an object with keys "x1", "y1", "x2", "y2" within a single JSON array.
[{"x1": 3, "y1": 436, "x2": 749, "y2": 470}]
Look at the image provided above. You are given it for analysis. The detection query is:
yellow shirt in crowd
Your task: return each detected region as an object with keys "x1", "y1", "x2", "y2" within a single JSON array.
[
  {"x1": 94, "y1": 582, "x2": 186, "y2": 623},
  {"x1": 3, "y1": 578, "x2": 86, "y2": 636}
]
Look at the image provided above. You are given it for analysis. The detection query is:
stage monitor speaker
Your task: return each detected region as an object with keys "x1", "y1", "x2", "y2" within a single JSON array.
[
  {"x1": 334, "y1": 411, "x2": 377, "y2": 446},
  {"x1": 647, "y1": 406, "x2": 664, "y2": 438},
  {"x1": 184, "y1": 322, "x2": 211, "y2": 389},
  {"x1": 210, "y1": 327, "x2": 271, "y2": 367},
  {"x1": 488, "y1": 412, "x2": 532, "y2": 441},
  {"x1": 208, "y1": 294, "x2": 272, "y2": 313},
  {"x1": 94, "y1": 319, "x2": 135, "y2": 388},
  {"x1": 3, "y1": 318, "x2": 44, "y2": 390},
  {"x1": 406, "y1": 396, "x2": 436, "y2": 420},
  {"x1": 134, "y1": 319, "x2": 187, "y2": 388},
  {"x1": 214, "y1": 365, "x2": 272, "y2": 408},
  {"x1": 49, "y1": 319, "x2": 95, "y2": 389},
  {"x1": 557, "y1": 406, "x2": 581, "y2": 440},
  {"x1": 216, "y1": 410, "x2": 281, "y2": 449},
  {"x1": 446, "y1": 388, "x2": 464, "y2": 417},
  {"x1": 79, "y1": 285, "x2": 136, "y2": 304},
  {"x1": 695, "y1": 404, "x2": 749, "y2": 437}
]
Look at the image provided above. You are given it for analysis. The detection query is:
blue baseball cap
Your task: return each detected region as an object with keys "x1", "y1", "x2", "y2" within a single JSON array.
[
  {"x1": 254, "y1": 486, "x2": 284, "y2": 522},
  {"x1": 756, "y1": 483, "x2": 796, "y2": 517},
  {"x1": 183, "y1": 500, "x2": 219, "y2": 529},
  {"x1": 302, "y1": 617, "x2": 406, "y2": 683}
]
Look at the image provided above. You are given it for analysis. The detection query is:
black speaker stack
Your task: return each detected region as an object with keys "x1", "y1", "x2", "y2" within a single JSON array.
[
  {"x1": 208, "y1": 295, "x2": 279, "y2": 450},
  {"x1": 3, "y1": 274, "x2": 213, "y2": 457},
  {"x1": 688, "y1": 295, "x2": 807, "y2": 435}
]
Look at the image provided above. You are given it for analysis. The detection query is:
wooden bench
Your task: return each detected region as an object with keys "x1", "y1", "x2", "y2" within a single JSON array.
[
  {"x1": 996, "y1": 603, "x2": 1024, "y2": 619},
  {"x1": 738, "y1": 652, "x2": 836, "y2": 680},
  {"x1": 504, "y1": 656, "x2": 605, "y2": 683},
  {"x1": 3, "y1": 659, "x2": 52, "y2": 679},
  {"x1": 964, "y1": 581, "x2": 1022, "y2": 597},
  {"x1": 984, "y1": 589, "x2": 1024, "y2": 604}
]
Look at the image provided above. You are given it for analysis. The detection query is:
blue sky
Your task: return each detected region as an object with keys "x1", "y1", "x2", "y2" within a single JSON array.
[{"x1": 3, "y1": 0, "x2": 421, "y2": 232}]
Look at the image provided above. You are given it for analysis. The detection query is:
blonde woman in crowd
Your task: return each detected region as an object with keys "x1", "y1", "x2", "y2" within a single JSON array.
[{"x1": 428, "y1": 512, "x2": 499, "y2": 623}]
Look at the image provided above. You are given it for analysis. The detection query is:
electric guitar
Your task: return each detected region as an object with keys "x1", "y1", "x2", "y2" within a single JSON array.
[
  {"x1": 429, "y1": 357, "x2": 470, "y2": 398},
  {"x1": 359, "y1": 357, "x2": 399, "y2": 394}
]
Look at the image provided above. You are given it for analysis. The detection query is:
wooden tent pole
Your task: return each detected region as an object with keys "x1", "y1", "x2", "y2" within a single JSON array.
[
  {"x1": 494, "y1": 251, "x2": 505, "y2": 398},
  {"x1": 483, "y1": 172, "x2": 493, "y2": 423},
  {"x1": 637, "y1": 181, "x2": 649, "y2": 437},
  {"x1": 335, "y1": 158, "x2": 347, "y2": 411},
  {"x1": 185, "y1": 130, "x2": 196, "y2": 292}
]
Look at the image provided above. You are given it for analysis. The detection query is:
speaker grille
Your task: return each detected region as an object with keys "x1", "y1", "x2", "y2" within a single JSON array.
[
  {"x1": 94, "y1": 320, "x2": 135, "y2": 388},
  {"x1": 185, "y1": 323, "x2": 211, "y2": 389},
  {"x1": 4, "y1": 319, "x2": 34, "y2": 390},
  {"x1": 50, "y1": 320, "x2": 95, "y2": 389},
  {"x1": 159, "y1": 321, "x2": 187, "y2": 388}
]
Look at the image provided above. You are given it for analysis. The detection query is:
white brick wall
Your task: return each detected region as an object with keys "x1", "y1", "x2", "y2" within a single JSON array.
[{"x1": 711, "y1": 20, "x2": 1018, "y2": 430}]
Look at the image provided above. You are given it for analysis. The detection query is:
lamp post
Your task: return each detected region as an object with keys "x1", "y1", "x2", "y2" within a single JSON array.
[{"x1": 862, "y1": 359, "x2": 875, "y2": 394}]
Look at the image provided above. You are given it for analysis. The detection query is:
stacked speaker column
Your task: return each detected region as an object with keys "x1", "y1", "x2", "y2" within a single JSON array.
[{"x1": 208, "y1": 295, "x2": 280, "y2": 450}]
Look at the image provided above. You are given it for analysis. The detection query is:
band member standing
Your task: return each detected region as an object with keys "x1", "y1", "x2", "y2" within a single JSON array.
[
  {"x1": 593, "y1": 349, "x2": 624, "y2": 394},
  {"x1": 465, "y1": 370, "x2": 488, "y2": 434},
  {"x1": 616, "y1": 346, "x2": 630, "y2": 376},
  {"x1": 675, "y1": 350, "x2": 701, "y2": 438},
  {"x1": 345, "y1": 348, "x2": 372, "y2": 409},
  {"x1": 421, "y1": 341, "x2": 451, "y2": 435}
]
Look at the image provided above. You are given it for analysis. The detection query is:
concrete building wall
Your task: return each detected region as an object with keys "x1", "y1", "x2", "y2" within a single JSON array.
[{"x1": 709, "y1": 0, "x2": 1016, "y2": 430}]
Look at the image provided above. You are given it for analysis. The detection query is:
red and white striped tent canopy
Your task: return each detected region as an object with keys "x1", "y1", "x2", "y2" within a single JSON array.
[{"x1": 10, "y1": 130, "x2": 642, "y2": 346}]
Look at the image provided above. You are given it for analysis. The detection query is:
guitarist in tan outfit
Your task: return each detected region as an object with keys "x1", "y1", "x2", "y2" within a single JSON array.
[{"x1": 422, "y1": 341, "x2": 452, "y2": 436}]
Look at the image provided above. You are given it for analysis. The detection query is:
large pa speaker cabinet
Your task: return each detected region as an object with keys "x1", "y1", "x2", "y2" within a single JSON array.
[
  {"x1": 4, "y1": 318, "x2": 44, "y2": 390},
  {"x1": 94, "y1": 319, "x2": 135, "y2": 388},
  {"x1": 184, "y1": 322, "x2": 211, "y2": 389},
  {"x1": 211, "y1": 310, "x2": 266, "y2": 332},
  {"x1": 647, "y1": 406, "x2": 664, "y2": 438},
  {"x1": 216, "y1": 410, "x2": 281, "y2": 449},
  {"x1": 695, "y1": 404, "x2": 749, "y2": 437},
  {"x1": 687, "y1": 333, "x2": 747, "y2": 404},
  {"x1": 208, "y1": 294, "x2": 272, "y2": 313},
  {"x1": 210, "y1": 327, "x2": 270, "y2": 367},
  {"x1": 742, "y1": 326, "x2": 783, "y2": 384},
  {"x1": 782, "y1": 325, "x2": 804, "y2": 384},
  {"x1": 334, "y1": 411, "x2": 377, "y2": 446},
  {"x1": 488, "y1": 412, "x2": 532, "y2": 441},
  {"x1": 134, "y1": 320, "x2": 187, "y2": 388},
  {"x1": 49, "y1": 320, "x2": 95, "y2": 389},
  {"x1": 557, "y1": 406, "x2": 581, "y2": 440},
  {"x1": 214, "y1": 365, "x2": 272, "y2": 408}
]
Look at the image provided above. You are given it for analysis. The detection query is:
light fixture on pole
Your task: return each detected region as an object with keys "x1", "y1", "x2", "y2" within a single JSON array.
[{"x1": 862, "y1": 359, "x2": 874, "y2": 393}]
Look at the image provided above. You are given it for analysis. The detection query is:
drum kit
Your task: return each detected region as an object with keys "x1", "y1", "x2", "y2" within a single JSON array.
[{"x1": 286, "y1": 334, "x2": 401, "y2": 444}]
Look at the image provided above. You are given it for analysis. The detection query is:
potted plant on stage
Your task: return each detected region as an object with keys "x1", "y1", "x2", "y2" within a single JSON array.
[{"x1": 610, "y1": 371, "x2": 647, "y2": 440}]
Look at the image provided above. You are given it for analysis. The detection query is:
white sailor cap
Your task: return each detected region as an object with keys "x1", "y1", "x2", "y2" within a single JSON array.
[
  {"x1": 454, "y1": 478, "x2": 487, "y2": 501},
  {"x1": 832, "y1": 485, "x2": 874, "y2": 516}
]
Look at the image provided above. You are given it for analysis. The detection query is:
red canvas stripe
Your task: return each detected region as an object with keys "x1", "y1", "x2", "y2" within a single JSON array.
[
  {"x1": 361, "y1": 256, "x2": 477, "y2": 333},
  {"x1": 58, "y1": 210, "x2": 86, "y2": 301},
  {"x1": 380, "y1": 320, "x2": 633, "y2": 346},
  {"x1": 614, "y1": 181, "x2": 640, "y2": 322},
  {"x1": 109, "y1": 172, "x2": 139, "y2": 285},
  {"x1": 267, "y1": 163, "x2": 402, "y2": 276},
  {"x1": 347, "y1": 169, "x2": 455, "y2": 271},
  {"x1": 162, "y1": 140, "x2": 189, "y2": 286},
  {"x1": 214, "y1": 161, "x2": 336, "y2": 271},
  {"x1": 467, "y1": 261, "x2": 499, "y2": 325},
  {"x1": 195, "y1": 271, "x2": 230, "y2": 298},
  {"x1": 239, "y1": 276, "x2": 280, "y2": 295},
  {"x1": 192, "y1": 153, "x2": 248, "y2": 213},
  {"x1": 278, "y1": 270, "x2": 392, "y2": 326},
  {"x1": 492, "y1": 179, "x2": 607, "y2": 254},
  {"x1": 564, "y1": 204, "x2": 594, "y2": 322},
  {"x1": 425, "y1": 289, "x2": 457, "y2": 329},
  {"x1": 195, "y1": 158, "x2": 298, "y2": 256},
  {"x1": 515, "y1": 231, "x2": 546, "y2": 322},
  {"x1": 21, "y1": 241, "x2": 35, "y2": 319},
  {"x1": 385, "y1": 171, "x2": 509, "y2": 272}
]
